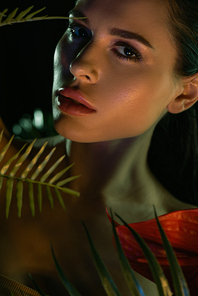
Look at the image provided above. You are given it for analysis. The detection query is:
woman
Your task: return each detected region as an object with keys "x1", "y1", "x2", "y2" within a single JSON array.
[{"x1": 0, "y1": 0, "x2": 198, "y2": 295}]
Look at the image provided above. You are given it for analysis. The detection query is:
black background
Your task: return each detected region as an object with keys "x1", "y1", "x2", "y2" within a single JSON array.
[{"x1": 0, "y1": 0, "x2": 75, "y2": 133}]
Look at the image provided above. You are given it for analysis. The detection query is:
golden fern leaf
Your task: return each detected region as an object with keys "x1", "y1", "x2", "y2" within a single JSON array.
[
  {"x1": 0, "y1": 6, "x2": 86, "y2": 27},
  {"x1": 0, "y1": 9, "x2": 8, "y2": 23},
  {"x1": 0, "y1": 132, "x2": 80, "y2": 218}
]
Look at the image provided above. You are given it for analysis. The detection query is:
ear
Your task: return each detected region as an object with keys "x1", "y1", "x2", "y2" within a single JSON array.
[{"x1": 167, "y1": 74, "x2": 198, "y2": 114}]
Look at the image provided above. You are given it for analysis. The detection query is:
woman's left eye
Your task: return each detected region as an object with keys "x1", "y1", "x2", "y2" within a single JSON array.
[{"x1": 112, "y1": 43, "x2": 142, "y2": 62}]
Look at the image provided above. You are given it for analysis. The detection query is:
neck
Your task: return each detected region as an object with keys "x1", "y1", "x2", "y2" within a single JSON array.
[{"x1": 65, "y1": 122, "x2": 174, "y2": 219}]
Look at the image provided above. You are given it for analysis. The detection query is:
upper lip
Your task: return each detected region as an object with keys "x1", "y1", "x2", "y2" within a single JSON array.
[{"x1": 57, "y1": 87, "x2": 96, "y2": 111}]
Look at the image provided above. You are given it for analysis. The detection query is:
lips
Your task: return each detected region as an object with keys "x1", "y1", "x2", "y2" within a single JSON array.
[
  {"x1": 58, "y1": 87, "x2": 95, "y2": 110},
  {"x1": 56, "y1": 87, "x2": 96, "y2": 116}
]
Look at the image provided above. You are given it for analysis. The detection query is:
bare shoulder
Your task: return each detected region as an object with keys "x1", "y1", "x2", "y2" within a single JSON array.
[{"x1": 166, "y1": 196, "x2": 198, "y2": 213}]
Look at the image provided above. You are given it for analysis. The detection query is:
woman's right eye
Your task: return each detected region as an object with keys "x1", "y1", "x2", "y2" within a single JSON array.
[{"x1": 68, "y1": 24, "x2": 91, "y2": 39}]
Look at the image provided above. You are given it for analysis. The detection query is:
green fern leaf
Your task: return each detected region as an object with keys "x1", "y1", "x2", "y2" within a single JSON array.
[
  {"x1": 24, "y1": 7, "x2": 46, "y2": 21},
  {"x1": 9, "y1": 139, "x2": 36, "y2": 177},
  {"x1": 49, "y1": 163, "x2": 75, "y2": 184},
  {"x1": 3, "y1": 8, "x2": 18, "y2": 24},
  {"x1": 6, "y1": 178, "x2": 14, "y2": 218},
  {"x1": 30, "y1": 147, "x2": 56, "y2": 180},
  {"x1": 0, "y1": 131, "x2": 80, "y2": 218},
  {"x1": 28, "y1": 182, "x2": 35, "y2": 217},
  {"x1": 56, "y1": 175, "x2": 80, "y2": 187},
  {"x1": 0, "y1": 134, "x2": 15, "y2": 163},
  {"x1": 0, "y1": 6, "x2": 86, "y2": 27},
  {"x1": 0, "y1": 129, "x2": 4, "y2": 142},
  {"x1": 21, "y1": 141, "x2": 48, "y2": 179},
  {"x1": 15, "y1": 6, "x2": 34, "y2": 21},
  {"x1": 0, "y1": 176, "x2": 3, "y2": 192},
  {"x1": 0, "y1": 9, "x2": 8, "y2": 23},
  {"x1": 40, "y1": 155, "x2": 65, "y2": 183},
  {"x1": 54, "y1": 188, "x2": 66, "y2": 210},
  {"x1": 16, "y1": 180, "x2": 23, "y2": 217},
  {"x1": 37, "y1": 183, "x2": 42, "y2": 212},
  {"x1": 46, "y1": 185, "x2": 54, "y2": 209},
  {"x1": 0, "y1": 144, "x2": 27, "y2": 175}
]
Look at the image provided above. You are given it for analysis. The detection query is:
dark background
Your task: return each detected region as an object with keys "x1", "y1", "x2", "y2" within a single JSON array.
[{"x1": 0, "y1": 0, "x2": 75, "y2": 135}]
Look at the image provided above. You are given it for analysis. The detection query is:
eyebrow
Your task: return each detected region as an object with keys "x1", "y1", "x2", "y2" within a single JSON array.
[{"x1": 69, "y1": 9, "x2": 154, "y2": 50}]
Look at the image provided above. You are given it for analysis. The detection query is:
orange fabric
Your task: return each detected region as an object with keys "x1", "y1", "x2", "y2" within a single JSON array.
[{"x1": 106, "y1": 208, "x2": 198, "y2": 295}]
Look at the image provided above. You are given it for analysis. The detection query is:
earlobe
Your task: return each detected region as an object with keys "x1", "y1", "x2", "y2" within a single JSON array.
[{"x1": 167, "y1": 76, "x2": 198, "y2": 114}]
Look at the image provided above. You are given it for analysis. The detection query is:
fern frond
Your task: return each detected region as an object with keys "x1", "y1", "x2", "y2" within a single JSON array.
[
  {"x1": 22, "y1": 7, "x2": 46, "y2": 21},
  {"x1": 4, "y1": 8, "x2": 19, "y2": 23},
  {"x1": 0, "y1": 129, "x2": 4, "y2": 142},
  {"x1": 0, "y1": 9, "x2": 8, "y2": 23},
  {"x1": 0, "y1": 6, "x2": 86, "y2": 27},
  {"x1": 9, "y1": 139, "x2": 36, "y2": 177},
  {"x1": 0, "y1": 134, "x2": 15, "y2": 163},
  {"x1": 0, "y1": 132, "x2": 80, "y2": 218},
  {"x1": 15, "y1": 6, "x2": 34, "y2": 21},
  {"x1": 30, "y1": 147, "x2": 56, "y2": 180},
  {"x1": 0, "y1": 176, "x2": 3, "y2": 191},
  {"x1": 46, "y1": 185, "x2": 53, "y2": 209},
  {"x1": 40, "y1": 155, "x2": 65, "y2": 183},
  {"x1": 6, "y1": 178, "x2": 14, "y2": 218},
  {"x1": 37, "y1": 183, "x2": 42, "y2": 212},
  {"x1": 16, "y1": 180, "x2": 23, "y2": 217}
]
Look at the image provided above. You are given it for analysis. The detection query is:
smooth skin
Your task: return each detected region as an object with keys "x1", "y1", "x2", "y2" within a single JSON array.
[{"x1": 0, "y1": 0, "x2": 198, "y2": 295}]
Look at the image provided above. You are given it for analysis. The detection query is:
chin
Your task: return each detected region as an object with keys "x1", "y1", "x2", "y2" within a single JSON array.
[
  {"x1": 52, "y1": 111, "x2": 156, "y2": 143},
  {"x1": 53, "y1": 118, "x2": 98, "y2": 143},
  {"x1": 53, "y1": 119, "x2": 120, "y2": 143}
]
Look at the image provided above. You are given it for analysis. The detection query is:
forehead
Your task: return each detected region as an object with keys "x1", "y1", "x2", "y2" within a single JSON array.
[
  {"x1": 75, "y1": 0, "x2": 167, "y2": 23},
  {"x1": 74, "y1": 0, "x2": 173, "y2": 49}
]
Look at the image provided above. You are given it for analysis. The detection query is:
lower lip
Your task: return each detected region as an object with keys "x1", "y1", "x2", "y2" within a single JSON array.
[{"x1": 57, "y1": 96, "x2": 96, "y2": 116}]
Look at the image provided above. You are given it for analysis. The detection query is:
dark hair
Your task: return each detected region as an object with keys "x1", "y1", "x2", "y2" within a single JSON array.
[{"x1": 148, "y1": 0, "x2": 198, "y2": 206}]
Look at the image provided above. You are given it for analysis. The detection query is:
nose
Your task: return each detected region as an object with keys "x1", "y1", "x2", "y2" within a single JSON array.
[{"x1": 69, "y1": 42, "x2": 100, "y2": 84}]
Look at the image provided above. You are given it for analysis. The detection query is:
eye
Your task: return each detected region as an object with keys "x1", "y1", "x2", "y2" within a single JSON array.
[
  {"x1": 112, "y1": 42, "x2": 142, "y2": 62},
  {"x1": 68, "y1": 24, "x2": 92, "y2": 39}
]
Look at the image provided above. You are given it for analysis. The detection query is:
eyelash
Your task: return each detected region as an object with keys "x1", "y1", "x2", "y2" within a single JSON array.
[
  {"x1": 68, "y1": 23, "x2": 142, "y2": 63},
  {"x1": 112, "y1": 42, "x2": 142, "y2": 62}
]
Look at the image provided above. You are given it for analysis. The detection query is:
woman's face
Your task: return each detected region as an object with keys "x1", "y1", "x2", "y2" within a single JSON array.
[{"x1": 52, "y1": 0, "x2": 182, "y2": 142}]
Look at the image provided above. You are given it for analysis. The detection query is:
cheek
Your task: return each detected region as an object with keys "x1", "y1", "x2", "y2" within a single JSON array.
[{"x1": 96, "y1": 70, "x2": 174, "y2": 137}]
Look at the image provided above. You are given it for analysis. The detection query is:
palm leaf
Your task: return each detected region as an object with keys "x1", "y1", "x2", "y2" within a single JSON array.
[
  {"x1": 0, "y1": 131, "x2": 80, "y2": 218},
  {"x1": 153, "y1": 207, "x2": 190, "y2": 296},
  {"x1": 110, "y1": 209, "x2": 145, "y2": 296},
  {"x1": 51, "y1": 245, "x2": 82, "y2": 296},
  {"x1": 82, "y1": 221, "x2": 122, "y2": 296},
  {"x1": 29, "y1": 274, "x2": 47, "y2": 296},
  {"x1": 115, "y1": 213, "x2": 172, "y2": 296},
  {"x1": 0, "y1": 6, "x2": 86, "y2": 27}
]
